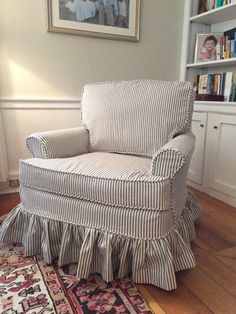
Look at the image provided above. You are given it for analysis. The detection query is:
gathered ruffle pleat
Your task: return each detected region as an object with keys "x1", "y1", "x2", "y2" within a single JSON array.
[{"x1": 0, "y1": 191, "x2": 201, "y2": 290}]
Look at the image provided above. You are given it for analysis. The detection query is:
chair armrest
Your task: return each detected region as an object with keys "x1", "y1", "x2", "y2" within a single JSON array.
[
  {"x1": 151, "y1": 131, "x2": 195, "y2": 178},
  {"x1": 26, "y1": 127, "x2": 89, "y2": 158}
]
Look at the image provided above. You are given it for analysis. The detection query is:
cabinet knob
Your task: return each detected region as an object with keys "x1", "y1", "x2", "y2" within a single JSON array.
[
  {"x1": 200, "y1": 124, "x2": 204, "y2": 127},
  {"x1": 213, "y1": 126, "x2": 218, "y2": 129}
]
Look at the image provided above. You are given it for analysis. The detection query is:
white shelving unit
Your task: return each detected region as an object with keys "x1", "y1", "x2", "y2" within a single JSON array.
[
  {"x1": 189, "y1": 3, "x2": 236, "y2": 24},
  {"x1": 181, "y1": 0, "x2": 236, "y2": 207}
]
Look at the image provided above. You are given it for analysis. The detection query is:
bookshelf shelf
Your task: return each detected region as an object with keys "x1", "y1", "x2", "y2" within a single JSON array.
[
  {"x1": 190, "y1": 3, "x2": 236, "y2": 24},
  {"x1": 187, "y1": 58, "x2": 236, "y2": 68},
  {"x1": 195, "y1": 100, "x2": 236, "y2": 105}
]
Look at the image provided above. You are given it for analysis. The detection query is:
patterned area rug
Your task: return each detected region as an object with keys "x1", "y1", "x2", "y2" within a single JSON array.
[{"x1": 0, "y1": 243, "x2": 153, "y2": 313}]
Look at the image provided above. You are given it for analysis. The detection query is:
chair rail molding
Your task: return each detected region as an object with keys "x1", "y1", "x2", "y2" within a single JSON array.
[{"x1": 0, "y1": 97, "x2": 81, "y2": 109}]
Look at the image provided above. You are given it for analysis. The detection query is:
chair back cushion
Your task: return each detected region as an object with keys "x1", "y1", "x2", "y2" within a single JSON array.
[{"x1": 81, "y1": 80, "x2": 194, "y2": 157}]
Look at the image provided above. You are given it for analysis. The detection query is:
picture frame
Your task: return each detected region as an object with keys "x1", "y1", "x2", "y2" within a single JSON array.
[
  {"x1": 194, "y1": 32, "x2": 223, "y2": 63},
  {"x1": 47, "y1": 0, "x2": 140, "y2": 41}
]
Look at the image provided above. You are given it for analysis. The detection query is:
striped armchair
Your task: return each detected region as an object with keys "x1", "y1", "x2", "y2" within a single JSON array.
[{"x1": 0, "y1": 80, "x2": 201, "y2": 290}]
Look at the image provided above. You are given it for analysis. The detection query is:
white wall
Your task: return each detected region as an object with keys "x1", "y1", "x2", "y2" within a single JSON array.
[{"x1": 0, "y1": 0, "x2": 185, "y2": 178}]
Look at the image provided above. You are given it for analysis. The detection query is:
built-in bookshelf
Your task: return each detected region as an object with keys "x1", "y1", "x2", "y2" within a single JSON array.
[
  {"x1": 181, "y1": 1, "x2": 236, "y2": 208},
  {"x1": 181, "y1": 0, "x2": 236, "y2": 104}
]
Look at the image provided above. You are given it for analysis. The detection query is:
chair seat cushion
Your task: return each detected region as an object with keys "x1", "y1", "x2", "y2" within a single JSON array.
[{"x1": 20, "y1": 152, "x2": 170, "y2": 211}]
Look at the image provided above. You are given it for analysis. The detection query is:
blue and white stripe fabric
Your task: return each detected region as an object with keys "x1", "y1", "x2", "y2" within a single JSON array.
[
  {"x1": 27, "y1": 127, "x2": 89, "y2": 159},
  {"x1": 0, "y1": 79, "x2": 201, "y2": 291},
  {"x1": 81, "y1": 80, "x2": 194, "y2": 157}
]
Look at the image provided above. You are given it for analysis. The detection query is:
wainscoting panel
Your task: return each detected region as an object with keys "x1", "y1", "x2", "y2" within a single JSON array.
[{"x1": 1, "y1": 98, "x2": 81, "y2": 179}]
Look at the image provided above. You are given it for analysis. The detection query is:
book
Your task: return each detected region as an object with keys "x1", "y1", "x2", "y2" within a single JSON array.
[
  {"x1": 229, "y1": 72, "x2": 236, "y2": 101},
  {"x1": 224, "y1": 27, "x2": 236, "y2": 40},
  {"x1": 224, "y1": 72, "x2": 233, "y2": 101},
  {"x1": 216, "y1": 43, "x2": 221, "y2": 59},
  {"x1": 202, "y1": 74, "x2": 208, "y2": 94},
  {"x1": 216, "y1": 0, "x2": 224, "y2": 7},
  {"x1": 221, "y1": 72, "x2": 226, "y2": 95},
  {"x1": 206, "y1": 74, "x2": 213, "y2": 94},
  {"x1": 234, "y1": 33, "x2": 236, "y2": 57},
  {"x1": 207, "y1": 0, "x2": 215, "y2": 10}
]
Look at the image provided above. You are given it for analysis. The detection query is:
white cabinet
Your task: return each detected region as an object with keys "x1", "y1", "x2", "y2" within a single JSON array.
[
  {"x1": 188, "y1": 112, "x2": 207, "y2": 185},
  {"x1": 205, "y1": 113, "x2": 236, "y2": 199},
  {"x1": 188, "y1": 112, "x2": 236, "y2": 207}
]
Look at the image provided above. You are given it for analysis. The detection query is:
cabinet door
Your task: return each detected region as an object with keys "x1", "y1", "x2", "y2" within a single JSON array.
[
  {"x1": 205, "y1": 113, "x2": 236, "y2": 198},
  {"x1": 188, "y1": 112, "x2": 207, "y2": 185}
]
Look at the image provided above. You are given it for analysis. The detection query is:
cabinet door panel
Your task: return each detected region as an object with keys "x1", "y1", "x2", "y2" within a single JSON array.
[
  {"x1": 188, "y1": 112, "x2": 207, "y2": 185},
  {"x1": 205, "y1": 113, "x2": 236, "y2": 198}
]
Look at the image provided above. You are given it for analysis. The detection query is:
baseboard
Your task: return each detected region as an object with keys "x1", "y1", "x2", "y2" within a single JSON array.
[
  {"x1": 0, "y1": 186, "x2": 19, "y2": 195},
  {"x1": 0, "y1": 181, "x2": 9, "y2": 191},
  {"x1": 8, "y1": 171, "x2": 19, "y2": 180}
]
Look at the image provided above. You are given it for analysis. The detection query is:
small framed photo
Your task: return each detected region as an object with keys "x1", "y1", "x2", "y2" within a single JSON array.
[
  {"x1": 194, "y1": 33, "x2": 223, "y2": 63},
  {"x1": 47, "y1": 0, "x2": 140, "y2": 41}
]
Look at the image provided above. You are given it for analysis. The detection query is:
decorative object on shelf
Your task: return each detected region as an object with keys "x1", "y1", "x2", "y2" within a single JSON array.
[
  {"x1": 194, "y1": 33, "x2": 223, "y2": 62},
  {"x1": 47, "y1": 0, "x2": 140, "y2": 41},
  {"x1": 198, "y1": 0, "x2": 208, "y2": 14},
  {"x1": 207, "y1": 0, "x2": 215, "y2": 10}
]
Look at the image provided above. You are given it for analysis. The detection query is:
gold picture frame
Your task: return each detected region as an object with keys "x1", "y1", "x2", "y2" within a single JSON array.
[{"x1": 47, "y1": 0, "x2": 140, "y2": 41}]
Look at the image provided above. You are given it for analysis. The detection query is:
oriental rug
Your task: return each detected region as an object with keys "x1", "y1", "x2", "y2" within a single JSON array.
[{"x1": 0, "y1": 243, "x2": 154, "y2": 314}]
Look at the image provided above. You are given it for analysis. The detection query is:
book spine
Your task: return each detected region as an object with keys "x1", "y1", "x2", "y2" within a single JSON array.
[
  {"x1": 224, "y1": 72, "x2": 233, "y2": 101},
  {"x1": 234, "y1": 33, "x2": 236, "y2": 57},
  {"x1": 220, "y1": 36, "x2": 224, "y2": 59},
  {"x1": 194, "y1": 75, "x2": 200, "y2": 94},
  {"x1": 229, "y1": 72, "x2": 236, "y2": 102},
  {"x1": 216, "y1": 0, "x2": 224, "y2": 6},
  {"x1": 216, "y1": 43, "x2": 221, "y2": 59},
  {"x1": 206, "y1": 74, "x2": 212, "y2": 94},
  {"x1": 221, "y1": 72, "x2": 226, "y2": 95},
  {"x1": 227, "y1": 39, "x2": 231, "y2": 58},
  {"x1": 231, "y1": 39, "x2": 234, "y2": 58},
  {"x1": 201, "y1": 74, "x2": 208, "y2": 95},
  {"x1": 217, "y1": 74, "x2": 221, "y2": 95},
  {"x1": 198, "y1": 75, "x2": 203, "y2": 94},
  {"x1": 224, "y1": 36, "x2": 228, "y2": 59}
]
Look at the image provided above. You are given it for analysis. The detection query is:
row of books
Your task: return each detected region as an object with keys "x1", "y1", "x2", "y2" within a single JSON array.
[
  {"x1": 216, "y1": 33, "x2": 236, "y2": 59},
  {"x1": 212, "y1": 0, "x2": 234, "y2": 9},
  {"x1": 198, "y1": 0, "x2": 235, "y2": 14},
  {"x1": 194, "y1": 72, "x2": 236, "y2": 101}
]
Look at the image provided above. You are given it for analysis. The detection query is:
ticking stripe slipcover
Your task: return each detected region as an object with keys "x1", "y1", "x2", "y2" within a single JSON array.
[
  {"x1": 0, "y1": 80, "x2": 202, "y2": 290},
  {"x1": 81, "y1": 80, "x2": 194, "y2": 157},
  {"x1": 20, "y1": 152, "x2": 171, "y2": 212}
]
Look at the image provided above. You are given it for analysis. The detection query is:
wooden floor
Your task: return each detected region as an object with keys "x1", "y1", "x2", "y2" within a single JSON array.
[{"x1": 0, "y1": 189, "x2": 236, "y2": 314}]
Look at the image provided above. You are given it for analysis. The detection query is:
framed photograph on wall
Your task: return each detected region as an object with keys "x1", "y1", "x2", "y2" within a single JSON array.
[
  {"x1": 194, "y1": 33, "x2": 223, "y2": 63},
  {"x1": 47, "y1": 0, "x2": 140, "y2": 41}
]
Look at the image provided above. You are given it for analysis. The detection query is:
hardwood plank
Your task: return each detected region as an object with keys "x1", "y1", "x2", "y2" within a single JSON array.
[
  {"x1": 138, "y1": 280, "x2": 212, "y2": 314},
  {"x1": 199, "y1": 214, "x2": 236, "y2": 246},
  {"x1": 178, "y1": 266, "x2": 236, "y2": 314},
  {"x1": 192, "y1": 243, "x2": 236, "y2": 299},
  {"x1": 0, "y1": 193, "x2": 20, "y2": 216},
  {"x1": 194, "y1": 219, "x2": 232, "y2": 252},
  {"x1": 213, "y1": 247, "x2": 236, "y2": 273}
]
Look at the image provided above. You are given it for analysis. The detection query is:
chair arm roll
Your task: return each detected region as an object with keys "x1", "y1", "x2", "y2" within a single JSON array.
[
  {"x1": 151, "y1": 131, "x2": 195, "y2": 178},
  {"x1": 26, "y1": 127, "x2": 89, "y2": 158}
]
